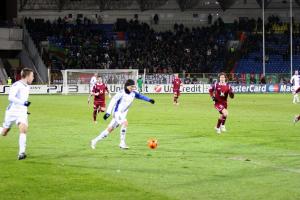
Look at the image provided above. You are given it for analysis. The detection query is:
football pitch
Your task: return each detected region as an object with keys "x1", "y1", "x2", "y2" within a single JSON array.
[{"x1": 0, "y1": 94, "x2": 300, "y2": 200}]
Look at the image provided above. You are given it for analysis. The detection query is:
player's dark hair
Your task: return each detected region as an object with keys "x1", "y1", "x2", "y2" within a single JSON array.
[
  {"x1": 124, "y1": 79, "x2": 135, "y2": 94},
  {"x1": 21, "y1": 68, "x2": 33, "y2": 78},
  {"x1": 125, "y1": 79, "x2": 135, "y2": 87},
  {"x1": 218, "y1": 72, "x2": 227, "y2": 78}
]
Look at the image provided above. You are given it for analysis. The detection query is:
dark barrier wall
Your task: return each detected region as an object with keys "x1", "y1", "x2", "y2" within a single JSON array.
[
  {"x1": 6, "y1": 0, "x2": 17, "y2": 20},
  {"x1": 0, "y1": 0, "x2": 17, "y2": 21}
]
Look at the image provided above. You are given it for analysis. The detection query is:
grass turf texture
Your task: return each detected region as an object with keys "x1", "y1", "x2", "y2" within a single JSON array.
[{"x1": 0, "y1": 94, "x2": 300, "y2": 200}]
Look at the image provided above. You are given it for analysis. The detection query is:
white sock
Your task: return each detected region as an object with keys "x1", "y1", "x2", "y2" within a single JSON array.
[
  {"x1": 19, "y1": 133, "x2": 26, "y2": 155},
  {"x1": 296, "y1": 94, "x2": 299, "y2": 102},
  {"x1": 120, "y1": 126, "x2": 127, "y2": 144},
  {"x1": 93, "y1": 129, "x2": 109, "y2": 143},
  {"x1": 293, "y1": 95, "x2": 296, "y2": 103}
]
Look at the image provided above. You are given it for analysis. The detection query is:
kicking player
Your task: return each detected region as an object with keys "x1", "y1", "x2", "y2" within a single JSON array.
[
  {"x1": 290, "y1": 70, "x2": 300, "y2": 104},
  {"x1": 91, "y1": 76, "x2": 111, "y2": 123},
  {"x1": 172, "y1": 73, "x2": 183, "y2": 105},
  {"x1": 91, "y1": 79, "x2": 155, "y2": 149},
  {"x1": 88, "y1": 73, "x2": 98, "y2": 105},
  {"x1": 209, "y1": 72, "x2": 234, "y2": 134},
  {"x1": 0, "y1": 68, "x2": 34, "y2": 160}
]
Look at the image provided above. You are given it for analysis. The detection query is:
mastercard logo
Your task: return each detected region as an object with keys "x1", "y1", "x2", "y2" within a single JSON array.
[{"x1": 268, "y1": 84, "x2": 279, "y2": 92}]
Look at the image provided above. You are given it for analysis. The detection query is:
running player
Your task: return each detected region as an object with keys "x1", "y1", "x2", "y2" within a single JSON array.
[{"x1": 209, "y1": 72, "x2": 234, "y2": 134}]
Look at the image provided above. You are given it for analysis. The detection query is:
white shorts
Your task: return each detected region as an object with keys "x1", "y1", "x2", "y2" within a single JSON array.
[
  {"x1": 108, "y1": 112, "x2": 127, "y2": 129},
  {"x1": 3, "y1": 111, "x2": 28, "y2": 129},
  {"x1": 293, "y1": 86, "x2": 300, "y2": 94}
]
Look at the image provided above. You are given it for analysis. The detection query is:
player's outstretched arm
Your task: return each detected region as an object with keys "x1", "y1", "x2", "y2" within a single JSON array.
[
  {"x1": 106, "y1": 86, "x2": 111, "y2": 98},
  {"x1": 208, "y1": 84, "x2": 216, "y2": 101},
  {"x1": 134, "y1": 92, "x2": 155, "y2": 104}
]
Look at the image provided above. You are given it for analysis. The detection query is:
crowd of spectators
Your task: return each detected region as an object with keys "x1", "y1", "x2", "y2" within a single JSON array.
[
  {"x1": 25, "y1": 16, "x2": 237, "y2": 74},
  {"x1": 24, "y1": 15, "x2": 300, "y2": 81}
]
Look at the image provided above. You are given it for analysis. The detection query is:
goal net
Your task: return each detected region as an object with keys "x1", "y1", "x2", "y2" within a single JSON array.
[{"x1": 61, "y1": 69, "x2": 139, "y2": 94}]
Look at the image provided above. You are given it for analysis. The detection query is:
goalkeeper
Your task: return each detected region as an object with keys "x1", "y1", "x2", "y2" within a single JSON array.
[{"x1": 137, "y1": 76, "x2": 143, "y2": 93}]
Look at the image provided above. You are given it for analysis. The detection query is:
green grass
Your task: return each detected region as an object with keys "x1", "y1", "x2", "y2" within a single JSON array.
[{"x1": 0, "y1": 94, "x2": 300, "y2": 200}]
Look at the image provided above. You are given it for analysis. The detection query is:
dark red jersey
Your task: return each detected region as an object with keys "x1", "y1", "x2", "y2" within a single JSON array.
[
  {"x1": 209, "y1": 82, "x2": 233, "y2": 104},
  {"x1": 172, "y1": 78, "x2": 182, "y2": 91},
  {"x1": 92, "y1": 83, "x2": 108, "y2": 103}
]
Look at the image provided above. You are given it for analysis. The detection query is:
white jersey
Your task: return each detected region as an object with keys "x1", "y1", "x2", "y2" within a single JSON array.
[
  {"x1": 106, "y1": 90, "x2": 151, "y2": 118},
  {"x1": 291, "y1": 75, "x2": 300, "y2": 87},
  {"x1": 90, "y1": 76, "x2": 97, "y2": 88},
  {"x1": 7, "y1": 80, "x2": 30, "y2": 114},
  {"x1": 106, "y1": 91, "x2": 135, "y2": 119}
]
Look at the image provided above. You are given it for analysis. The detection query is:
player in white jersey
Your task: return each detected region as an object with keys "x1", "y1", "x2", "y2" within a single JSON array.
[
  {"x1": 88, "y1": 73, "x2": 98, "y2": 105},
  {"x1": 290, "y1": 70, "x2": 300, "y2": 104},
  {"x1": 0, "y1": 68, "x2": 34, "y2": 160},
  {"x1": 91, "y1": 79, "x2": 155, "y2": 149}
]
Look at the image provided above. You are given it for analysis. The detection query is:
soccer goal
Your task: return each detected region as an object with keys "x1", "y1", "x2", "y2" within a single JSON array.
[{"x1": 61, "y1": 69, "x2": 139, "y2": 94}]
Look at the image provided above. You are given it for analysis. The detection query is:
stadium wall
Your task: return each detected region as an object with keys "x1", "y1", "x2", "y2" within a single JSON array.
[{"x1": 0, "y1": 84, "x2": 293, "y2": 94}]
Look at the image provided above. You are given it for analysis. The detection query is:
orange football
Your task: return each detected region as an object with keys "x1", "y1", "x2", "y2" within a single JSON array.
[{"x1": 148, "y1": 139, "x2": 158, "y2": 149}]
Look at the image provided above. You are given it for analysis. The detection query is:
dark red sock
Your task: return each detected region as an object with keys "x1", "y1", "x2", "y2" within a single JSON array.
[
  {"x1": 298, "y1": 115, "x2": 300, "y2": 120},
  {"x1": 174, "y1": 97, "x2": 178, "y2": 103},
  {"x1": 222, "y1": 116, "x2": 227, "y2": 125},
  {"x1": 216, "y1": 118, "x2": 222, "y2": 128},
  {"x1": 93, "y1": 110, "x2": 97, "y2": 121}
]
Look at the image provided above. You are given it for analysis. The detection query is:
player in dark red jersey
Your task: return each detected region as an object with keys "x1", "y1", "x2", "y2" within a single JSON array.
[
  {"x1": 91, "y1": 76, "x2": 111, "y2": 123},
  {"x1": 209, "y1": 72, "x2": 234, "y2": 134},
  {"x1": 172, "y1": 73, "x2": 183, "y2": 105}
]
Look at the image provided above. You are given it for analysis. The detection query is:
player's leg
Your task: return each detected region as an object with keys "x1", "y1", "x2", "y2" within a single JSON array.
[
  {"x1": 220, "y1": 108, "x2": 228, "y2": 132},
  {"x1": 294, "y1": 114, "x2": 300, "y2": 124},
  {"x1": 18, "y1": 123, "x2": 27, "y2": 160},
  {"x1": 99, "y1": 102, "x2": 106, "y2": 114},
  {"x1": 119, "y1": 120, "x2": 129, "y2": 149},
  {"x1": 292, "y1": 87, "x2": 298, "y2": 104},
  {"x1": 0, "y1": 112, "x2": 14, "y2": 136},
  {"x1": 173, "y1": 92, "x2": 178, "y2": 104},
  {"x1": 176, "y1": 91, "x2": 180, "y2": 105},
  {"x1": 214, "y1": 104, "x2": 225, "y2": 134},
  {"x1": 91, "y1": 119, "x2": 118, "y2": 149},
  {"x1": 0, "y1": 127, "x2": 10, "y2": 136},
  {"x1": 93, "y1": 103, "x2": 101, "y2": 123},
  {"x1": 17, "y1": 116, "x2": 28, "y2": 160},
  {"x1": 295, "y1": 87, "x2": 300, "y2": 103}
]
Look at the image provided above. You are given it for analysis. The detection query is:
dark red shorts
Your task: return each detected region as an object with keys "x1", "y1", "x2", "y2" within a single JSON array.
[
  {"x1": 94, "y1": 101, "x2": 106, "y2": 110},
  {"x1": 214, "y1": 102, "x2": 227, "y2": 114},
  {"x1": 173, "y1": 90, "x2": 181, "y2": 96}
]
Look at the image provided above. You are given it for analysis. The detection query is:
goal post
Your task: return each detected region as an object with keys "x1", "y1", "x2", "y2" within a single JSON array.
[{"x1": 61, "y1": 69, "x2": 139, "y2": 94}]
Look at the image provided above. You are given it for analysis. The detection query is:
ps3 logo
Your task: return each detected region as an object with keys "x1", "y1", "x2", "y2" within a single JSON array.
[{"x1": 0, "y1": 85, "x2": 10, "y2": 94}]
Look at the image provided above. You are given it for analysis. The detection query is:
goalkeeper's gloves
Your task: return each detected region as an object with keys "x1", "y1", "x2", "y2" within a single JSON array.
[
  {"x1": 229, "y1": 92, "x2": 234, "y2": 99},
  {"x1": 149, "y1": 99, "x2": 155, "y2": 104},
  {"x1": 103, "y1": 113, "x2": 110, "y2": 120},
  {"x1": 24, "y1": 101, "x2": 31, "y2": 107}
]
